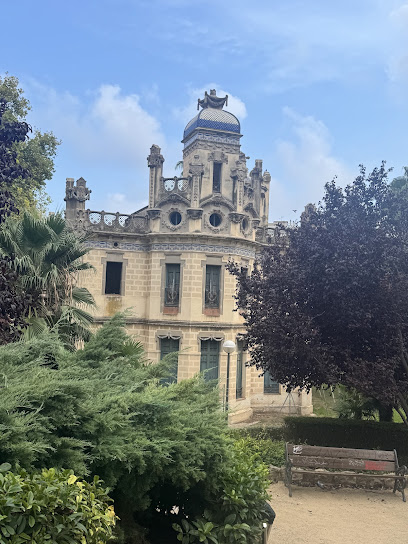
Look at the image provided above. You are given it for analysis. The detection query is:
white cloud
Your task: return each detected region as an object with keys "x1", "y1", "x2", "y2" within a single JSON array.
[
  {"x1": 26, "y1": 81, "x2": 165, "y2": 167},
  {"x1": 269, "y1": 108, "x2": 352, "y2": 222},
  {"x1": 173, "y1": 84, "x2": 247, "y2": 125}
]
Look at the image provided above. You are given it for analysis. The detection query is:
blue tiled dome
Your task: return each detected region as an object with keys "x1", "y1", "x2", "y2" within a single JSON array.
[{"x1": 184, "y1": 108, "x2": 240, "y2": 139}]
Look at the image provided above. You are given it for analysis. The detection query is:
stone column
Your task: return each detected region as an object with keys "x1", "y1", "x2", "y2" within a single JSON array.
[
  {"x1": 187, "y1": 156, "x2": 204, "y2": 233},
  {"x1": 147, "y1": 144, "x2": 164, "y2": 209}
]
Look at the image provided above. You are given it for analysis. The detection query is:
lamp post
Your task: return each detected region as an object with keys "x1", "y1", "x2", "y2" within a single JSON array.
[{"x1": 222, "y1": 340, "x2": 236, "y2": 411}]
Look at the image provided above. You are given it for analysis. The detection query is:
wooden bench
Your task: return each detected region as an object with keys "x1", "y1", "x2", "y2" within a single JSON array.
[{"x1": 285, "y1": 443, "x2": 407, "y2": 501}]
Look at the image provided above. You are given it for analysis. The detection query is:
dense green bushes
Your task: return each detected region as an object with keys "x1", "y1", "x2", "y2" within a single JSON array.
[
  {"x1": 232, "y1": 417, "x2": 408, "y2": 468},
  {"x1": 173, "y1": 441, "x2": 271, "y2": 544},
  {"x1": 0, "y1": 464, "x2": 115, "y2": 544},
  {"x1": 284, "y1": 417, "x2": 408, "y2": 464},
  {"x1": 0, "y1": 315, "x2": 271, "y2": 543}
]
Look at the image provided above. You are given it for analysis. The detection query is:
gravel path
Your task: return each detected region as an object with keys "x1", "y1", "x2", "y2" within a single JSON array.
[{"x1": 268, "y1": 481, "x2": 408, "y2": 543}]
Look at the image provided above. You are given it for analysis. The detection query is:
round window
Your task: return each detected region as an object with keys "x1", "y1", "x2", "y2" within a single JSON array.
[
  {"x1": 209, "y1": 213, "x2": 222, "y2": 227},
  {"x1": 169, "y1": 211, "x2": 182, "y2": 225}
]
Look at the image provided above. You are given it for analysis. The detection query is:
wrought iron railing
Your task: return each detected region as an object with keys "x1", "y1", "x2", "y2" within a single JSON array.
[
  {"x1": 204, "y1": 287, "x2": 220, "y2": 308},
  {"x1": 164, "y1": 286, "x2": 180, "y2": 307}
]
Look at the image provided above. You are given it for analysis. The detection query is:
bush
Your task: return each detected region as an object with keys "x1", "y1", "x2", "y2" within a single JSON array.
[
  {"x1": 0, "y1": 464, "x2": 116, "y2": 544},
  {"x1": 0, "y1": 315, "x2": 233, "y2": 543},
  {"x1": 284, "y1": 416, "x2": 408, "y2": 465},
  {"x1": 172, "y1": 441, "x2": 271, "y2": 544},
  {"x1": 231, "y1": 430, "x2": 285, "y2": 467}
]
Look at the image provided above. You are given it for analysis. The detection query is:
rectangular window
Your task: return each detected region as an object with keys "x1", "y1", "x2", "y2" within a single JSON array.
[
  {"x1": 165, "y1": 264, "x2": 180, "y2": 307},
  {"x1": 236, "y1": 340, "x2": 244, "y2": 399},
  {"x1": 213, "y1": 162, "x2": 222, "y2": 193},
  {"x1": 200, "y1": 339, "x2": 219, "y2": 381},
  {"x1": 264, "y1": 370, "x2": 280, "y2": 394},
  {"x1": 105, "y1": 261, "x2": 122, "y2": 295},
  {"x1": 205, "y1": 265, "x2": 221, "y2": 308},
  {"x1": 160, "y1": 338, "x2": 179, "y2": 384}
]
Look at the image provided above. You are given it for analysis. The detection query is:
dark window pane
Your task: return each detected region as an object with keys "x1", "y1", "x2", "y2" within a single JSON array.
[
  {"x1": 160, "y1": 338, "x2": 179, "y2": 384},
  {"x1": 200, "y1": 339, "x2": 219, "y2": 381},
  {"x1": 213, "y1": 162, "x2": 222, "y2": 193},
  {"x1": 105, "y1": 261, "x2": 122, "y2": 295},
  {"x1": 264, "y1": 370, "x2": 280, "y2": 394},
  {"x1": 236, "y1": 340, "x2": 244, "y2": 399},
  {"x1": 205, "y1": 265, "x2": 220, "y2": 308},
  {"x1": 165, "y1": 264, "x2": 180, "y2": 306}
]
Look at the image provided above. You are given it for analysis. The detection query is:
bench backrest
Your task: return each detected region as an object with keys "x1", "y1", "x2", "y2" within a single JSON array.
[{"x1": 286, "y1": 443, "x2": 397, "y2": 472}]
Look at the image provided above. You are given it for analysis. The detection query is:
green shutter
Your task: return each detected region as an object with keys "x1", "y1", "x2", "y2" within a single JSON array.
[
  {"x1": 205, "y1": 265, "x2": 221, "y2": 308},
  {"x1": 236, "y1": 340, "x2": 244, "y2": 399},
  {"x1": 264, "y1": 370, "x2": 280, "y2": 394},
  {"x1": 160, "y1": 338, "x2": 179, "y2": 384},
  {"x1": 200, "y1": 340, "x2": 219, "y2": 381}
]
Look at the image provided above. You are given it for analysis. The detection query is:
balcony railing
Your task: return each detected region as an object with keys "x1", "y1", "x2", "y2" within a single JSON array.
[
  {"x1": 204, "y1": 287, "x2": 220, "y2": 308},
  {"x1": 164, "y1": 286, "x2": 180, "y2": 307},
  {"x1": 75, "y1": 210, "x2": 149, "y2": 234}
]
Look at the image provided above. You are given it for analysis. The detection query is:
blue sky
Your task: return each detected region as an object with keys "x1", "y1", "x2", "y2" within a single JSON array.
[{"x1": 2, "y1": 0, "x2": 408, "y2": 221}]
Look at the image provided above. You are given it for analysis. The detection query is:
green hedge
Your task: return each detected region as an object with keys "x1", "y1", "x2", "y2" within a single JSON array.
[{"x1": 284, "y1": 417, "x2": 408, "y2": 466}]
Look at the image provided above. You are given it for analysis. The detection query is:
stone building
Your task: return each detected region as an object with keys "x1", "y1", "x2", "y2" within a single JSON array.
[{"x1": 65, "y1": 89, "x2": 312, "y2": 422}]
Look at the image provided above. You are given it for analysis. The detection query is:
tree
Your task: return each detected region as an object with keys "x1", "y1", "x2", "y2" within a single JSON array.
[
  {"x1": 0, "y1": 74, "x2": 60, "y2": 212},
  {"x1": 228, "y1": 163, "x2": 408, "y2": 425},
  {"x1": 0, "y1": 315, "x2": 257, "y2": 543},
  {"x1": 0, "y1": 212, "x2": 95, "y2": 345},
  {"x1": 0, "y1": 98, "x2": 31, "y2": 344}
]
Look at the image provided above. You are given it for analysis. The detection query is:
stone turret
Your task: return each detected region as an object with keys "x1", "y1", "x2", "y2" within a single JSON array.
[{"x1": 64, "y1": 177, "x2": 91, "y2": 223}]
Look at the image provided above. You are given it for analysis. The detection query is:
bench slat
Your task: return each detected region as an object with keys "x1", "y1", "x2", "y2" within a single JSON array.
[
  {"x1": 291, "y1": 470, "x2": 404, "y2": 479},
  {"x1": 288, "y1": 444, "x2": 395, "y2": 462},
  {"x1": 290, "y1": 455, "x2": 396, "y2": 472}
]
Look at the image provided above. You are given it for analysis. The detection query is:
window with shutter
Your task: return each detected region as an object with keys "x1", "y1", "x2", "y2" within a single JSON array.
[
  {"x1": 200, "y1": 340, "x2": 219, "y2": 381},
  {"x1": 205, "y1": 265, "x2": 221, "y2": 308},
  {"x1": 264, "y1": 370, "x2": 280, "y2": 394},
  {"x1": 160, "y1": 338, "x2": 179, "y2": 384},
  {"x1": 236, "y1": 340, "x2": 244, "y2": 399},
  {"x1": 165, "y1": 264, "x2": 180, "y2": 307}
]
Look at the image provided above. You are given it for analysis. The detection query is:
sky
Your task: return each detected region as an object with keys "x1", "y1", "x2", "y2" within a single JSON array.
[{"x1": 1, "y1": 0, "x2": 408, "y2": 221}]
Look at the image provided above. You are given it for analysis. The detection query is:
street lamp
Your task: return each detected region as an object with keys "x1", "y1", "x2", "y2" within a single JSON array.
[{"x1": 222, "y1": 340, "x2": 236, "y2": 411}]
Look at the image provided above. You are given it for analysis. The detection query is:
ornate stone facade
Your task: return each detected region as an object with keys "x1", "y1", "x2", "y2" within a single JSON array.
[{"x1": 65, "y1": 89, "x2": 312, "y2": 422}]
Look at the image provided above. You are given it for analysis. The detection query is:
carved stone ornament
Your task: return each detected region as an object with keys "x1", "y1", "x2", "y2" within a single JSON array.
[
  {"x1": 65, "y1": 177, "x2": 91, "y2": 203},
  {"x1": 205, "y1": 209, "x2": 228, "y2": 234},
  {"x1": 189, "y1": 162, "x2": 204, "y2": 176},
  {"x1": 200, "y1": 194, "x2": 235, "y2": 211},
  {"x1": 183, "y1": 140, "x2": 240, "y2": 157},
  {"x1": 187, "y1": 208, "x2": 203, "y2": 220},
  {"x1": 147, "y1": 144, "x2": 164, "y2": 168},
  {"x1": 251, "y1": 219, "x2": 261, "y2": 229},
  {"x1": 161, "y1": 207, "x2": 186, "y2": 231},
  {"x1": 207, "y1": 151, "x2": 228, "y2": 164},
  {"x1": 229, "y1": 212, "x2": 245, "y2": 223},
  {"x1": 146, "y1": 209, "x2": 161, "y2": 220}
]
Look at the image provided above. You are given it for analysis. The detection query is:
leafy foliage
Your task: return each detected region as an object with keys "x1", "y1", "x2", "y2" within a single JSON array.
[
  {"x1": 0, "y1": 212, "x2": 95, "y2": 345},
  {"x1": 173, "y1": 441, "x2": 271, "y2": 544},
  {"x1": 0, "y1": 315, "x2": 252, "y2": 543},
  {"x1": 0, "y1": 74, "x2": 60, "y2": 213},
  {"x1": 228, "y1": 163, "x2": 408, "y2": 424},
  {"x1": 0, "y1": 97, "x2": 31, "y2": 344},
  {"x1": 0, "y1": 464, "x2": 116, "y2": 544}
]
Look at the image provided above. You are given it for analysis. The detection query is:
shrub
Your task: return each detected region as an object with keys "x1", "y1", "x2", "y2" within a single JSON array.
[
  {"x1": 0, "y1": 464, "x2": 116, "y2": 544},
  {"x1": 284, "y1": 416, "x2": 408, "y2": 465},
  {"x1": 173, "y1": 441, "x2": 271, "y2": 544},
  {"x1": 232, "y1": 431, "x2": 285, "y2": 467}
]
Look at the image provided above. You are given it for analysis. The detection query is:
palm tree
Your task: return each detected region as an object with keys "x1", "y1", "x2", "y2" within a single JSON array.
[{"x1": 0, "y1": 212, "x2": 95, "y2": 345}]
